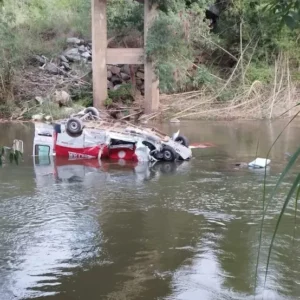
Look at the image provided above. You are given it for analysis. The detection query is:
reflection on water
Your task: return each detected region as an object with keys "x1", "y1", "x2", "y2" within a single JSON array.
[
  {"x1": 1, "y1": 120, "x2": 300, "y2": 300},
  {"x1": 34, "y1": 156, "x2": 191, "y2": 185}
]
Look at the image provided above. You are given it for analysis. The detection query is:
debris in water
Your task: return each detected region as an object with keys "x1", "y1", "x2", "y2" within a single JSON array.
[
  {"x1": 248, "y1": 158, "x2": 271, "y2": 168},
  {"x1": 189, "y1": 142, "x2": 216, "y2": 149}
]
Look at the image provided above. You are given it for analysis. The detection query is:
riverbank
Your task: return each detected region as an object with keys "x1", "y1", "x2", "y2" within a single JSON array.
[
  {"x1": 1, "y1": 87, "x2": 299, "y2": 122},
  {"x1": 1, "y1": 42, "x2": 298, "y2": 122},
  {"x1": 1, "y1": 35, "x2": 299, "y2": 123}
]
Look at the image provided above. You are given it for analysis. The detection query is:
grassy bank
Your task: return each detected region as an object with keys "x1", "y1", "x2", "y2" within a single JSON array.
[
  {"x1": 161, "y1": 55, "x2": 300, "y2": 120},
  {"x1": 0, "y1": 0, "x2": 300, "y2": 121}
]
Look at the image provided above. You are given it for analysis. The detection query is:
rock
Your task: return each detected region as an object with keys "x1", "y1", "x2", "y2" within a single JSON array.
[
  {"x1": 45, "y1": 63, "x2": 60, "y2": 75},
  {"x1": 67, "y1": 37, "x2": 81, "y2": 45},
  {"x1": 35, "y1": 96, "x2": 44, "y2": 105},
  {"x1": 59, "y1": 55, "x2": 69, "y2": 63},
  {"x1": 111, "y1": 75, "x2": 122, "y2": 85},
  {"x1": 107, "y1": 70, "x2": 112, "y2": 79},
  {"x1": 32, "y1": 114, "x2": 44, "y2": 121},
  {"x1": 34, "y1": 55, "x2": 47, "y2": 65},
  {"x1": 121, "y1": 65, "x2": 131, "y2": 75},
  {"x1": 136, "y1": 79, "x2": 143, "y2": 86},
  {"x1": 107, "y1": 80, "x2": 114, "y2": 90},
  {"x1": 136, "y1": 71, "x2": 144, "y2": 80},
  {"x1": 110, "y1": 66, "x2": 121, "y2": 75},
  {"x1": 78, "y1": 45, "x2": 85, "y2": 52},
  {"x1": 64, "y1": 48, "x2": 81, "y2": 62},
  {"x1": 61, "y1": 61, "x2": 71, "y2": 71},
  {"x1": 120, "y1": 72, "x2": 130, "y2": 81},
  {"x1": 45, "y1": 115, "x2": 52, "y2": 122},
  {"x1": 113, "y1": 84, "x2": 122, "y2": 91},
  {"x1": 81, "y1": 51, "x2": 91, "y2": 59},
  {"x1": 53, "y1": 90, "x2": 71, "y2": 106}
]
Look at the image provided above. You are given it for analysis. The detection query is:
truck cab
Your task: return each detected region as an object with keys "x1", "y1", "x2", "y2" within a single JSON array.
[{"x1": 33, "y1": 122, "x2": 55, "y2": 157}]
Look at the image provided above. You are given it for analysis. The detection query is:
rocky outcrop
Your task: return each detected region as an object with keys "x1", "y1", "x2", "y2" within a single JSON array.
[{"x1": 34, "y1": 37, "x2": 145, "y2": 95}]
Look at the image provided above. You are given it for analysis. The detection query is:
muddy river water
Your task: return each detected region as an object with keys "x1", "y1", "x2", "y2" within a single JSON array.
[{"x1": 1, "y1": 120, "x2": 300, "y2": 300}]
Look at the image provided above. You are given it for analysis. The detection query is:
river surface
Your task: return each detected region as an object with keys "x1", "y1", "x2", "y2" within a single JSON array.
[{"x1": 1, "y1": 120, "x2": 300, "y2": 300}]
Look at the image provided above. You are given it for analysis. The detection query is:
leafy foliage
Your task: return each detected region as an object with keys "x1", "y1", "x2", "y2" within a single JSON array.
[
  {"x1": 108, "y1": 83, "x2": 134, "y2": 104},
  {"x1": 0, "y1": 0, "x2": 300, "y2": 100},
  {"x1": 146, "y1": 4, "x2": 211, "y2": 92},
  {"x1": 265, "y1": 0, "x2": 300, "y2": 29},
  {"x1": 107, "y1": 0, "x2": 143, "y2": 33}
]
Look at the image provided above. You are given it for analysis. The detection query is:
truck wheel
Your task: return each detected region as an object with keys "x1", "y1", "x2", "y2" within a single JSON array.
[
  {"x1": 84, "y1": 107, "x2": 100, "y2": 117},
  {"x1": 175, "y1": 135, "x2": 189, "y2": 147},
  {"x1": 152, "y1": 150, "x2": 164, "y2": 161},
  {"x1": 66, "y1": 118, "x2": 83, "y2": 135},
  {"x1": 162, "y1": 145, "x2": 177, "y2": 162}
]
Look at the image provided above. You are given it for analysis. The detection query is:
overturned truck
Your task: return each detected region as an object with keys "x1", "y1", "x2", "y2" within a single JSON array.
[{"x1": 34, "y1": 107, "x2": 192, "y2": 162}]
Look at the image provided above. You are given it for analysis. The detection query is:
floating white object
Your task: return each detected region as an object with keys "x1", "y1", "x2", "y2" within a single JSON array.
[{"x1": 248, "y1": 158, "x2": 271, "y2": 168}]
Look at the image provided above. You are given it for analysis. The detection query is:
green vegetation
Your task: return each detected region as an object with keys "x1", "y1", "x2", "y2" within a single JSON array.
[{"x1": 0, "y1": 0, "x2": 300, "y2": 119}]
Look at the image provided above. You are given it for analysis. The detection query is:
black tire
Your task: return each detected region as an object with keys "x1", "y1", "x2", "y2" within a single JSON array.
[
  {"x1": 175, "y1": 135, "x2": 189, "y2": 147},
  {"x1": 152, "y1": 150, "x2": 164, "y2": 161},
  {"x1": 84, "y1": 107, "x2": 100, "y2": 117},
  {"x1": 66, "y1": 118, "x2": 83, "y2": 135},
  {"x1": 162, "y1": 145, "x2": 177, "y2": 162}
]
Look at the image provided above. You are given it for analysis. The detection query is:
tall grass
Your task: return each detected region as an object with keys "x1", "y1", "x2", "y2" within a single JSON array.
[
  {"x1": 0, "y1": 0, "x2": 90, "y2": 103},
  {"x1": 254, "y1": 105, "x2": 300, "y2": 293}
]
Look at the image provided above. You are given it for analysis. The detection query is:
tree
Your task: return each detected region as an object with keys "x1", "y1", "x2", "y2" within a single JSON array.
[{"x1": 265, "y1": 0, "x2": 300, "y2": 29}]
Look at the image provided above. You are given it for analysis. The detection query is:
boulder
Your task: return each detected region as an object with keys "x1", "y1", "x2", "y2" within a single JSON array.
[
  {"x1": 45, "y1": 63, "x2": 60, "y2": 75},
  {"x1": 107, "y1": 70, "x2": 112, "y2": 79},
  {"x1": 34, "y1": 55, "x2": 47, "y2": 65},
  {"x1": 64, "y1": 48, "x2": 81, "y2": 62},
  {"x1": 61, "y1": 61, "x2": 71, "y2": 71},
  {"x1": 120, "y1": 72, "x2": 130, "y2": 81},
  {"x1": 136, "y1": 79, "x2": 143, "y2": 86},
  {"x1": 110, "y1": 65, "x2": 121, "y2": 75},
  {"x1": 107, "y1": 80, "x2": 114, "y2": 90},
  {"x1": 78, "y1": 45, "x2": 85, "y2": 52},
  {"x1": 81, "y1": 52, "x2": 91, "y2": 59},
  {"x1": 59, "y1": 55, "x2": 69, "y2": 63},
  {"x1": 53, "y1": 90, "x2": 71, "y2": 106},
  {"x1": 111, "y1": 75, "x2": 122, "y2": 85},
  {"x1": 136, "y1": 71, "x2": 144, "y2": 80},
  {"x1": 121, "y1": 65, "x2": 131, "y2": 75},
  {"x1": 67, "y1": 37, "x2": 81, "y2": 45}
]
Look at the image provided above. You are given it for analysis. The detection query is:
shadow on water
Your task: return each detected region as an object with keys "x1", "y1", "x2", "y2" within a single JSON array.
[{"x1": 1, "y1": 121, "x2": 300, "y2": 299}]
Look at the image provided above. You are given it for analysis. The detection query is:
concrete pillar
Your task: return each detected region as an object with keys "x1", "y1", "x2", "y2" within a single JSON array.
[
  {"x1": 92, "y1": 0, "x2": 107, "y2": 108},
  {"x1": 144, "y1": 0, "x2": 159, "y2": 114}
]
